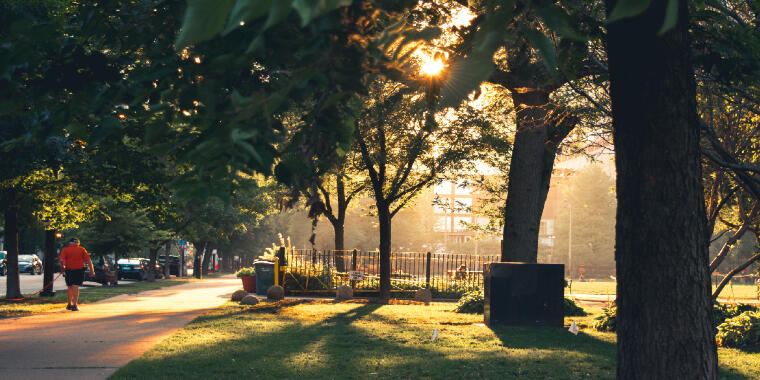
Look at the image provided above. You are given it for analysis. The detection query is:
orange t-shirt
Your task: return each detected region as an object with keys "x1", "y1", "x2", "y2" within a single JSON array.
[{"x1": 59, "y1": 244, "x2": 91, "y2": 270}]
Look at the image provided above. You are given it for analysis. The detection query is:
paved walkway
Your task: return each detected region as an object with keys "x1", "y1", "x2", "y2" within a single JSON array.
[{"x1": 0, "y1": 275, "x2": 240, "y2": 380}]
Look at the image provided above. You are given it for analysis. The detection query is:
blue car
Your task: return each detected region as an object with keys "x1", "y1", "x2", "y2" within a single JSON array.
[{"x1": 116, "y1": 258, "x2": 150, "y2": 281}]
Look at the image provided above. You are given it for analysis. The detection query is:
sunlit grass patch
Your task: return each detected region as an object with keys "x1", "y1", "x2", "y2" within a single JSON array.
[
  {"x1": 113, "y1": 299, "x2": 760, "y2": 379},
  {"x1": 0, "y1": 277, "x2": 194, "y2": 317}
]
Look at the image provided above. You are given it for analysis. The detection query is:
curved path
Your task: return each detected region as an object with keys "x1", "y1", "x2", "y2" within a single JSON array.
[{"x1": 0, "y1": 275, "x2": 239, "y2": 380}]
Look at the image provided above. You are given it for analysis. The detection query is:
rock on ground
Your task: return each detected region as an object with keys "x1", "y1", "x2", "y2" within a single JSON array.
[
  {"x1": 240, "y1": 295, "x2": 259, "y2": 305},
  {"x1": 336, "y1": 285, "x2": 353, "y2": 300},
  {"x1": 267, "y1": 285, "x2": 285, "y2": 300},
  {"x1": 231, "y1": 289, "x2": 248, "y2": 302},
  {"x1": 414, "y1": 288, "x2": 432, "y2": 304}
]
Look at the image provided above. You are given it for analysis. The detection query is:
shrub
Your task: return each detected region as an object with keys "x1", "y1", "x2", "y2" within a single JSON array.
[
  {"x1": 714, "y1": 302, "x2": 756, "y2": 327},
  {"x1": 235, "y1": 267, "x2": 256, "y2": 277},
  {"x1": 454, "y1": 290, "x2": 484, "y2": 313},
  {"x1": 564, "y1": 298, "x2": 588, "y2": 316},
  {"x1": 593, "y1": 302, "x2": 617, "y2": 332},
  {"x1": 716, "y1": 311, "x2": 760, "y2": 347}
]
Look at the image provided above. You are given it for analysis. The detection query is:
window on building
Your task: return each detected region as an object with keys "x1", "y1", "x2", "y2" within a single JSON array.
[
  {"x1": 455, "y1": 179, "x2": 472, "y2": 195},
  {"x1": 434, "y1": 180, "x2": 452, "y2": 195},
  {"x1": 453, "y1": 198, "x2": 472, "y2": 214},
  {"x1": 433, "y1": 197, "x2": 450, "y2": 214},
  {"x1": 453, "y1": 216, "x2": 470, "y2": 231},
  {"x1": 435, "y1": 216, "x2": 451, "y2": 232}
]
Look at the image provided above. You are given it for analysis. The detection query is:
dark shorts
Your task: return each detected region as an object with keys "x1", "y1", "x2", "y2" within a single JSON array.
[{"x1": 65, "y1": 269, "x2": 84, "y2": 286}]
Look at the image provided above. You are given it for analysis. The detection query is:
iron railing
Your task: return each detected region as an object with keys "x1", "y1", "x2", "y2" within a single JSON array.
[{"x1": 280, "y1": 249, "x2": 498, "y2": 297}]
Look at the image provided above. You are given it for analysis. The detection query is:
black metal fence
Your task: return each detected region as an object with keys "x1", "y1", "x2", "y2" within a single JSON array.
[{"x1": 280, "y1": 249, "x2": 499, "y2": 297}]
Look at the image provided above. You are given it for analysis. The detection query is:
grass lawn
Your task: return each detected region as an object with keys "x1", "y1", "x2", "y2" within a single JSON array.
[
  {"x1": 566, "y1": 281, "x2": 758, "y2": 301},
  {"x1": 111, "y1": 300, "x2": 760, "y2": 379},
  {"x1": 0, "y1": 273, "x2": 224, "y2": 317}
]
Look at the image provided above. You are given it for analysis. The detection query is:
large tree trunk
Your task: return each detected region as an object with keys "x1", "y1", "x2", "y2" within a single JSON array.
[
  {"x1": 147, "y1": 247, "x2": 158, "y2": 282},
  {"x1": 201, "y1": 243, "x2": 211, "y2": 277},
  {"x1": 4, "y1": 191, "x2": 22, "y2": 299},
  {"x1": 40, "y1": 229, "x2": 57, "y2": 296},
  {"x1": 501, "y1": 90, "x2": 554, "y2": 262},
  {"x1": 164, "y1": 241, "x2": 171, "y2": 278},
  {"x1": 377, "y1": 202, "x2": 392, "y2": 300},
  {"x1": 606, "y1": 0, "x2": 718, "y2": 378}
]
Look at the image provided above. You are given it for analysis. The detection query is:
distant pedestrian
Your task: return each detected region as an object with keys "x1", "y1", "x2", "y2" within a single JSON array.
[{"x1": 59, "y1": 238, "x2": 94, "y2": 311}]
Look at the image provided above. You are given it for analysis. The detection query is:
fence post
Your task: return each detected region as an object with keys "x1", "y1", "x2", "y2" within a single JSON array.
[
  {"x1": 351, "y1": 249, "x2": 357, "y2": 290},
  {"x1": 426, "y1": 252, "x2": 432, "y2": 289}
]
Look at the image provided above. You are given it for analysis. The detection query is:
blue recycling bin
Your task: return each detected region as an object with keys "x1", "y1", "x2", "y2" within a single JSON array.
[{"x1": 254, "y1": 261, "x2": 275, "y2": 296}]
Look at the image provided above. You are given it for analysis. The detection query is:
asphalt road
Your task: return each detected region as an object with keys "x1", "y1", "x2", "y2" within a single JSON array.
[{"x1": 0, "y1": 272, "x2": 101, "y2": 297}]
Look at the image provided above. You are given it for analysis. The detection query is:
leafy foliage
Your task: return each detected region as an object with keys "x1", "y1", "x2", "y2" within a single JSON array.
[
  {"x1": 593, "y1": 302, "x2": 617, "y2": 332},
  {"x1": 563, "y1": 297, "x2": 587, "y2": 317},
  {"x1": 235, "y1": 267, "x2": 256, "y2": 277},
  {"x1": 716, "y1": 311, "x2": 760, "y2": 347},
  {"x1": 714, "y1": 302, "x2": 757, "y2": 327},
  {"x1": 454, "y1": 289, "x2": 484, "y2": 313}
]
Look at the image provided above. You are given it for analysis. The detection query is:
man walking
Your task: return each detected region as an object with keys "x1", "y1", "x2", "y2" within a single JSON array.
[{"x1": 59, "y1": 238, "x2": 94, "y2": 311}]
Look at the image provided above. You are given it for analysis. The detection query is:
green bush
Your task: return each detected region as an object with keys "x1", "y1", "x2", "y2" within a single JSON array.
[
  {"x1": 235, "y1": 267, "x2": 256, "y2": 277},
  {"x1": 593, "y1": 302, "x2": 617, "y2": 332},
  {"x1": 454, "y1": 290, "x2": 484, "y2": 313},
  {"x1": 716, "y1": 311, "x2": 760, "y2": 347},
  {"x1": 714, "y1": 302, "x2": 756, "y2": 327},
  {"x1": 564, "y1": 298, "x2": 588, "y2": 316}
]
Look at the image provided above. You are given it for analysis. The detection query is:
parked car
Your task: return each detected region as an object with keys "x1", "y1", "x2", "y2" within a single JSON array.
[
  {"x1": 116, "y1": 258, "x2": 149, "y2": 280},
  {"x1": 0, "y1": 251, "x2": 6, "y2": 276},
  {"x1": 84, "y1": 258, "x2": 117, "y2": 286},
  {"x1": 19, "y1": 254, "x2": 42, "y2": 275},
  {"x1": 146, "y1": 258, "x2": 164, "y2": 279},
  {"x1": 158, "y1": 256, "x2": 180, "y2": 276}
]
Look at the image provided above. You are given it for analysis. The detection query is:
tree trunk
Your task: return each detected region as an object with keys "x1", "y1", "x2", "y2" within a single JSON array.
[
  {"x1": 201, "y1": 243, "x2": 211, "y2": 277},
  {"x1": 606, "y1": 0, "x2": 718, "y2": 378},
  {"x1": 4, "y1": 191, "x2": 22, "y2": 299},
  {"x1": 40, "y1": 229, "x2": 57, "y2": 296},
  {"x1": 194, "y1": 242, "x2": 204, "y2": 279},
  {"x1": 377, "y1": 203, "x2": 392, "y2": 300},
  {"x1": 500, "y1": 90, "x2": 553, "y2": 262},
  {"x1": 147, "y1": 248, "x2": 158, "y2": 282},
  {"x1": 164, "y1": 241, "x2": 171, "y2": 278},
  {"x1": 333, "y1": 221, "x2": 346, "y2": 272},
  {"x1": 333, "y1": 176, "x2": 347, "y2": 272}
]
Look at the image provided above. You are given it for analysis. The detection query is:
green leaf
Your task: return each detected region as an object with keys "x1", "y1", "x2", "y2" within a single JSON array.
[
  {"x1": 224, "y1": 0, "x2": 277, "y2": 35},
  {"x1": 523, "y1": 28, "x2": 558, "y2": 78},
  {"x1": 607, "y1": 0, "x2": 653, "y2": 24},
  {"x1": 658, "y1": 0, "x2": 679, "y2": 34},
  {"x1": 263, "y1": 0, "x2": 294, "y2": 31},
  {"x1": 292, "y1": 0, "x2": 351, "y2": 27},
  {"x1": 537, "y1": 4, "x2": 588, "y2": 41},
  {"x1": 176, "y1": 0, "x2": 235, "y2": 48}
]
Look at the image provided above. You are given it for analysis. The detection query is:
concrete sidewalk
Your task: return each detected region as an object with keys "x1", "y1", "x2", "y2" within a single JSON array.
[{"x1": 0, "y1": 274, "x2": 240, "y2": 380}]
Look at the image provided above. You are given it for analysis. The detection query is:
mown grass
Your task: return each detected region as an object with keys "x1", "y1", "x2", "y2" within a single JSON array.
[
  {"x1": 0, "y1": 274, "x2": 220, "y2": 317},
  {"x1": 567, "y1": 281, "x2": 759, "y2": 300},
  {"x1": 110, "y1": 300, "x2": 760, "y2": 379}
]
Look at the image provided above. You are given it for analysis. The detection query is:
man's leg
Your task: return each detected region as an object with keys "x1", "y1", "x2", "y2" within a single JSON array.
[
  {"x1": 67, "y1": 286, "x2": 73, "y2": 306},
  {"x1": 72, "y1": 285, "x2": 80, "y2": 306}
]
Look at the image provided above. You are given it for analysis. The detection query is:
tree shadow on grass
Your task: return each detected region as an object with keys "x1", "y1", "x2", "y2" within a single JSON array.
[{"x1": 111, "y1": 302, "x2": 633, "y2": 379}]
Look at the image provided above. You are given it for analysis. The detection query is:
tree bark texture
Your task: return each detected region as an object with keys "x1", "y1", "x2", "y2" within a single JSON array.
[
  {"x1": 201, "y1": 243, "x2": 211, "y2": 277},
  {"x1": 606, "y1": 0, "x2": 718, "y2": 378},
  {"x1": 147, "y1": 248, "x2": 158, "y2": 282},
  {"x1": 40, "y1": 229, "x2": 57, "y2": 296},
  {"x1": 501, "y1": 90, "x2": 553, "y2": 262},
  {"x1": 377, "y1": 202, "x2": 392, "y2": 300},
  {"x1": 332, "y1": 176, "x2": 347, "y2": 272},
  {"x1": 164, "y1": 241, "x2": 171, "y2": 278},
  {"x1": 4, "y1": 191, "x2": 22, "y2": 299}
]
